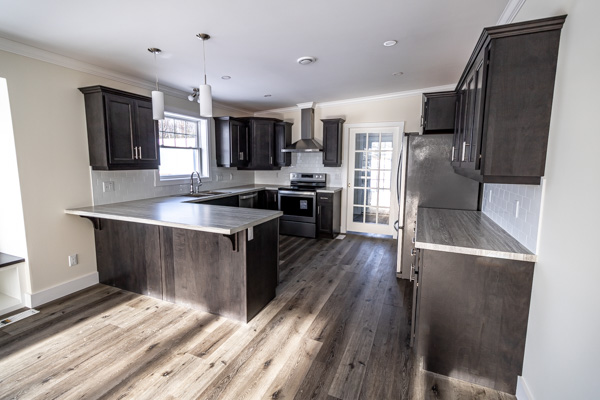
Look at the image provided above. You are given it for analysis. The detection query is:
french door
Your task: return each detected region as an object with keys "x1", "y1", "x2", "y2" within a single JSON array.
[{"x1": 346, "y1": 124, "x2": 402, "y2": 235}]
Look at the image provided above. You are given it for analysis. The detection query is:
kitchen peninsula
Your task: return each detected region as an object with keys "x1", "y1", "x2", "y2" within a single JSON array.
[{"x1": 66, "y1": 192, "x2": 282, "y2": 323}]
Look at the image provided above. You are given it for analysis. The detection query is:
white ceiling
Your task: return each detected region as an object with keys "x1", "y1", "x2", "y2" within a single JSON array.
[{"x1": 0, "y1": 0, "x2": 509, "y2": 112}]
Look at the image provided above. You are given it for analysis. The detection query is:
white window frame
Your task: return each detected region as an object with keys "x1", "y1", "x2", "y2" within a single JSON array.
[{"x1": 154, "y1": 112, "x2": 212, "y2": 187}]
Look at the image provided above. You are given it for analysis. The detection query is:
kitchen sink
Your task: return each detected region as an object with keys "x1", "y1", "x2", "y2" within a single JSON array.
[{"x1": 182, "y1": 191, "x2": 232, "y2": 197}]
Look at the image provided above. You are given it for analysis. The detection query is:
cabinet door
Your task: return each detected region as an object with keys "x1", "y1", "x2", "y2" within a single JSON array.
[
  {"x1": 322, "y1": 119, "x2": 343, "y2": 167},
  {"x1": 250, "y1": 119, "x2": 275, "y2": 168},
  {"x1": 266, "y1": 189, "x2": 279, "y2": 210},
  {"x1": 232, "y1": 120, "x2": 250, "y2": 167},
  {"x1": 317, "y1": 194, "x2": 333, "y2": 237},
  {"x1": 104, "y1": 93, "x2": 136, "y2": 165},
  {"x1": 275, "y1": 122, "x2": 291, "y2": 167},
  {"x1": 451, "y1": 94, "x2": 463, "y2": 167},
  {"x1": 461, "y1": 52, "x2": 486, "y2": 170},
  {"x1": 322, "y1": 123, "x2": 339, "y2": 166},
  {"x1": 134, "y1": 100, "x2": 159, "y2": 166},
  {"x1": 422, "y1": 93, "x2": 457, "y2": 133}
]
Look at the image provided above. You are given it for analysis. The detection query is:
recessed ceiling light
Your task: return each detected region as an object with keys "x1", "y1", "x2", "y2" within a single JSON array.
[
  {"x1": 383, "y1": 40, "x2": 398, "y2": 47},
  {"x1": 221, "y1": 75, "x2": 231, "y2": 80},
  {"x1": 297, "y1": 56, "x2": 317, "y2": 65},
  {"x1": 393, "y1": 71, "x2": 404, "y2": 76},
  {"x1": 264, "y1": 94, "x2": 272, "y2": 97}
]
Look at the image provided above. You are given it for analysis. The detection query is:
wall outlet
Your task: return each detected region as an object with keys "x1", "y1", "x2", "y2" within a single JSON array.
[
  {"x1": 103, "y1": 181, "x2": 115, "y2": 192},
  {"x1": 68, "y1": 254, "x2": 79, "y2": 267},
  {"x1": 216, "y1": 173, "x2": 223, "y2": 182}
]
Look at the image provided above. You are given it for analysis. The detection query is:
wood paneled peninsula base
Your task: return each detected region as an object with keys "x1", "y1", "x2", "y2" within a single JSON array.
[
  {"x1": 91, "y1": 218, "x2": 278, "y2": 323},
  {"x1": 66, "y1": 195, "x2": 282, "y2": 323}
]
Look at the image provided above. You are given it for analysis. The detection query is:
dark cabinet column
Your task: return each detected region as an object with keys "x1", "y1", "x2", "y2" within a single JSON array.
[
  {"x1": 317, "y1": 191, "x2": 341, "y2": 238},
  {"x1": 275, "y1": 122, "x2": 292, "y2": 167},
  {"x1": 321, "y1": 118, "x2": 344, "y2": 167}
]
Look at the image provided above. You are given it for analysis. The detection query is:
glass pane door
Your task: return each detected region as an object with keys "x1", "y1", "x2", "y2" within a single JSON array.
[{"x1": 347, "y1": 126, "x2": 401, "y2": 236}]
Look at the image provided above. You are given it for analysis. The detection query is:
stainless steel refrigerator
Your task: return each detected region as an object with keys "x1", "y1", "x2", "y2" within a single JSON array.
[{"x1": 395, "y1": 133, "x2": 480, "y2": 280}]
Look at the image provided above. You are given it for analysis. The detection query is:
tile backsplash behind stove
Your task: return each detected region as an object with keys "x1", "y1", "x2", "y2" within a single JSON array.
[{"x1": 254, "y1": 153, "x2": 344, "y2": 186}]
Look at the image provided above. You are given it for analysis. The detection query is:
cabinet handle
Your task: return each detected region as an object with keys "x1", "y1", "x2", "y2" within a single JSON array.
[
  {"x1": 451, "y1": 146, "x2": 455, "y2": 161},
  {"x1": 270, "y1": 156, "x2": 273, "y2": 165},
  {"x1": 134, "y1": 146, "x2": 138, "y2": 159},
  {"x1": 138, "y1": 146, "x2": 142, "y2": 159},
  {"x1": 317, "y1": 205, "x2": 321, "y2": 215},
  {"x1": 239, "y1": 152, "x2": 244, "y2": 161},
  {"x1": 409, "y1": 263, "x2": 415, "y2": 281},
  {"x1": 461, "y1": 142, "x2": 466, "y2": 161}
]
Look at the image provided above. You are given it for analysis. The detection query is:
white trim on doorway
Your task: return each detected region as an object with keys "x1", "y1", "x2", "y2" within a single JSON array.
[{"x1": 341, "y1": 122, "x2": 405, "y2": 236}]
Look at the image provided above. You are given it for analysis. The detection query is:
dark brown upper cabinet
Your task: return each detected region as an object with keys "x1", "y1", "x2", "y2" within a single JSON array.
[
  {"x1": 79, "y1": 86, "x2": 159, "y2": 170},
  {"x1": 421, "y1": 91, "x2": 458, "y2": 134},
  {"x1": 274, "y1": 121, "x2": 292, "y2": 167},
  {"x1": 322, "y1": 118, "x2": 345, "y2": 167},
  {"x1": 452, "y1": 15, "x2": 566, "y2": 185},
  {"x1": 214, "y1": 117, "x2": 250, "y2": 168},
  {"x1": 244, "y1": 117, "x2": 278, "y2": 170},
  {"x1": 216, "y1": 117, "x2": 292, "y2": 170}
]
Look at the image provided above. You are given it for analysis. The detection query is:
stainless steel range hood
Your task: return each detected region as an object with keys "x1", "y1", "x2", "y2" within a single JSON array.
[{"x1": 282, "y1": 104, "x2": 322, "y2": 152}]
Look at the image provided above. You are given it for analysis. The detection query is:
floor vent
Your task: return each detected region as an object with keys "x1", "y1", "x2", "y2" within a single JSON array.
[
  {"x1": 0, "y1": 309, "x2": 39, "y2": 328},
  {"x1": 335, "y1": 234, "x2": 346, "y2": 240}
]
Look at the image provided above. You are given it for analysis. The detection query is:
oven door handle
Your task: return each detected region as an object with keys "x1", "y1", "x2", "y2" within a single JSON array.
[{"x1": 278, "y1": 190, "x2": 317, "y2": 197}]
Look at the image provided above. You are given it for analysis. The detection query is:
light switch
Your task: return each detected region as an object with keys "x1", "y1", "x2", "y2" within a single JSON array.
[{"x1": 247, "y1": 227, "x2": 254, "y2": 241}]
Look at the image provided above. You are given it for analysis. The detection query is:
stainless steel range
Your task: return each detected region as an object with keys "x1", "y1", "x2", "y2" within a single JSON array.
[{"x1": 278, "y1": 173, "x2": 326, "y2": 238}]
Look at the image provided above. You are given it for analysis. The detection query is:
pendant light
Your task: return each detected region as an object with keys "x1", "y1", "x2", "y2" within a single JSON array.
[
  {"x1": 148, "y1": 47, "x2": 165, "y2": 120},
  {"x1": 196, "y1": 33, "x2": 213, "y2": 117}
]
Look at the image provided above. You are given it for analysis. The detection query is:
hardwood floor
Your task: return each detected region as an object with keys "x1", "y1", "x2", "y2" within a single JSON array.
[{"x1": 0, "y1": 234, "x2": 516, "y2": 399}]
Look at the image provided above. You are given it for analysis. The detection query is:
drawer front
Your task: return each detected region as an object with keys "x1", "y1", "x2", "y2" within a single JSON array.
[{"x1": 317, "y1": 193, "x2": 333, "y2": 203}]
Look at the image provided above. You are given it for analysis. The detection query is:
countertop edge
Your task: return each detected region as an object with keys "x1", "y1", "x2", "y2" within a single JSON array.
[
  {"x1": 65, "y1": 208, "x2": 283, "y2": 235},
  {"x1": 414, "y1": 240, "x2": 537, "y2": 262}
]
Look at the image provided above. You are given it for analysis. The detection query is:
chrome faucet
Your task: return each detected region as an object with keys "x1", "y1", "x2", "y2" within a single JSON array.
[{"x1": 190, "y1": 171, "x2": 202, "y2": 194}]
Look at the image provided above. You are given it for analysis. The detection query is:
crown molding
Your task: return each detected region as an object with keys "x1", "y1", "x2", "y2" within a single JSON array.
[
  {"x1": 0, "y1": 35, "x2": 252, "y2": 115},
  {"x1": 254, "y1": 84, "x2": 456, "y2": 116},
  {"x1": 497, "y1": 0, "x2": 526, "y2": 25}
]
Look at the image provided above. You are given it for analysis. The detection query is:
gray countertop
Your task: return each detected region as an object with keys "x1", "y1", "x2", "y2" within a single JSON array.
[
  {"x1": 65, "y1": 191, "x2": 282, "y2": 235},
  {"x1": 316, "y1": 187, "x2": 343, "y2": 193},
  {"x1": 415, "y1": 208, "x2": 536, "y2": 262}
]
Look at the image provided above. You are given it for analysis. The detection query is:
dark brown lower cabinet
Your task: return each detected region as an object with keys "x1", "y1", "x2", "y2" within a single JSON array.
[
  {"x1": 93, "y1": 218, "x2": 279, "y2": 323},
  {"x1": 317, "y1": 191, "x2": 341, "y2": 238},
  {"x1": 415, "y1": 249, "x2": 534, "y2": 394}
]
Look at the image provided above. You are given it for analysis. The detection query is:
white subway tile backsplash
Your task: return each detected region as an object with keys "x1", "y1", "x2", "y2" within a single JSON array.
[
  {"x1": 482, "y1": 181, "x2": 544, "y2": 253},
  {"x1": 254, "y1": 153, "x2": 344, "y2": 187},
  {"x1": 90, "y1": 168, "x2": 254, "y2": 206}
]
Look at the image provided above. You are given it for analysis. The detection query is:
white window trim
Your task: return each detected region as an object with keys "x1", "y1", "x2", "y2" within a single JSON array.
[{"x1": 154, "y1": 111, "x2": 213, "y2": 187}]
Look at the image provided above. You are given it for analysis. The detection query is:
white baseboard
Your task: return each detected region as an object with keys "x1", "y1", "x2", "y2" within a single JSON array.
[
  {"x1": 516, "y1": 376, "x2": 534, "y2": 400},
  {"x1": 23, "y1": 272, "x2": 99, "y2": 308}
]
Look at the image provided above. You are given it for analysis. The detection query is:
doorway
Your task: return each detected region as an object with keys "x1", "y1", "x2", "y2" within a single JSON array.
[{"x1": 346, "y1": 123, "x2": 403, "y2": 236}]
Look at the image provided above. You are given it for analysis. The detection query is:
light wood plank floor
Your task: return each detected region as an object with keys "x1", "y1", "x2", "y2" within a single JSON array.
[{"x1": 0, "y1": 234, "x2": 516, "y2": 400}]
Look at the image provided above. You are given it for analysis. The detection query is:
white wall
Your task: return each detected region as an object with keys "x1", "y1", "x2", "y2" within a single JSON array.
[
  {"x1": 0, "y1": 49, "x2": 252, "y2": 302},
  {"x1": 514, "y1": 1, "x2": 600, "y2": 399},
  {"x1": 0, "y1": 78, "x2": 30, "y2": 298}
]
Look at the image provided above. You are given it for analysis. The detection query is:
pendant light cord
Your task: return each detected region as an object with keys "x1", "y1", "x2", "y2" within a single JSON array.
[
  {"x1": 202, "y1": 39, "x2": 207, "y2": 85},
  {"x1": 154, "y1": 51, "x2": 159, "y2": 91}
]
